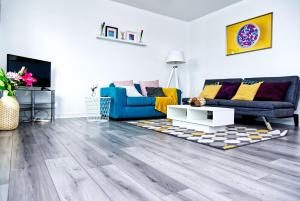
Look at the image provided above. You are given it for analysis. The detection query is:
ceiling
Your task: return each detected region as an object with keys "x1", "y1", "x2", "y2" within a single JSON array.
[{"x1": 110, "y1": 0, "x2": 243, "y2": 21}]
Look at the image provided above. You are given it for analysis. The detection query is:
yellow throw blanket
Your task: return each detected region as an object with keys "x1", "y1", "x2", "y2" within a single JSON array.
[{"x1": 155, "y1": 88, "x2": 178, "y2": 114}]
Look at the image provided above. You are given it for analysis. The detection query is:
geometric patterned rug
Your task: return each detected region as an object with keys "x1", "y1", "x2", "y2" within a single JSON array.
[{"x1": 126, "y1": 119, "x2": 288, "y2": 150}]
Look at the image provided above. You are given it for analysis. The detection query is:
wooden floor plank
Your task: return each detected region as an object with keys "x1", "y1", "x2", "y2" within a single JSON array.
[
  {"x1": 0, "y1": 184, "x2": 8, "y2": 201},
  {"x1": 8, "y1": 128, "x2": 60, "y2": 201},
  {"x1": 259, "y1": 173, "x2": 300, "y2": 194},
  {"x1": 0, "y1": 135, "x2": 12, "y2": 193},
  {"x1": 88, "y1": 164, "x2": 163, "y2": 201},
  {"x1": 123, "y1": 146, "x2": 255, "y2": 201},
  {"x1": 162, "y1": 189, "x2": 212, "y2": 201},
  {"x1": 45, "y1": 157, "x2": 111, "y2": 201},
  {"x1": 63, "y1": 121, "x2": 189, "y2": 198},
  {"x1": 54, "y1": 131, "x2": 112, "y2": 168}
]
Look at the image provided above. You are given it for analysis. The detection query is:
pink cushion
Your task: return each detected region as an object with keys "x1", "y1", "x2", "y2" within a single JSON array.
[
  {"x1": 139, "y1": 80, "x2": 159, "y2": 96},
  {"x1": 114, "y1": 80, "x2": 134, "y2": 87}
]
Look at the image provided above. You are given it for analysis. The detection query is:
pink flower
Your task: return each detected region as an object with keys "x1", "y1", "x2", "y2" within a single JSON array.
[
  {"x1": 21, "y1": 72, "x2": 37, "y2": 87},
  {"x1": 6, "y1": 72, "x2": 21, "y2": 81}
]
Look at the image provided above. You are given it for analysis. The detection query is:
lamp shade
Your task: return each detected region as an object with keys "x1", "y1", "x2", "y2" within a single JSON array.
[{"x1": 166, "y1": 51, "x2": 185, "y2": 64}]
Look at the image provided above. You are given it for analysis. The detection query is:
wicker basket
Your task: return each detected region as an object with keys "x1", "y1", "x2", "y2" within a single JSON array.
[{"x1": 0, "y1": 91, "x2": 20, "y2": 130}]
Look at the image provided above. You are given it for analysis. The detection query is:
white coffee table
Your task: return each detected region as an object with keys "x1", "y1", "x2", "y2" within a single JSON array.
[{"x1": 167, "y1": 105, "x2": 235, "y2": 132}]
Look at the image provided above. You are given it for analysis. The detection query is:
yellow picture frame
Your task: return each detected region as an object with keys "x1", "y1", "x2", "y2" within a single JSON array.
[{"x1": 226, "y1": 13, "x2": 273, "y2": 56}]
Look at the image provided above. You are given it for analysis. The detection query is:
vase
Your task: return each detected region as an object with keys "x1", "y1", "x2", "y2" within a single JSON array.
[{"x1": 0, "y1": 91, "x2": 20, "y2": 130}]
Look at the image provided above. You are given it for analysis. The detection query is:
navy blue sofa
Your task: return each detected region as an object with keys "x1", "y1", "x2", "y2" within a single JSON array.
[{"x1": 204, "y1": 76, "x2": 300, "y2": 127}]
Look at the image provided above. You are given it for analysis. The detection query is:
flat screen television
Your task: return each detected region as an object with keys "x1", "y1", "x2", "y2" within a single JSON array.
[{"x1": 7, "y1": 54, "x2": 51, "y2": 88}]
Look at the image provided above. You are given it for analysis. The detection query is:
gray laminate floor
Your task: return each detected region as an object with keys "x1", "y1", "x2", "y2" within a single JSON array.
[{"x1": 0, "y1": 118, "x2": 299, "y2": 201}]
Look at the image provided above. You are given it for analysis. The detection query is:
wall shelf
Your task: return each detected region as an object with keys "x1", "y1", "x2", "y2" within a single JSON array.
[{"x1": 96, "y1": 35, "x2": 147, "y2": 46}]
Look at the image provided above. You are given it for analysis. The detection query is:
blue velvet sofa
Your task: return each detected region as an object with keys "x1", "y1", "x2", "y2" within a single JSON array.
[
  {"x1": 204, "y1": 76, "x2": 300, "y2": 127},
  {"x1": 100, "y1": 83, "x2": 182, "y2": 119}
]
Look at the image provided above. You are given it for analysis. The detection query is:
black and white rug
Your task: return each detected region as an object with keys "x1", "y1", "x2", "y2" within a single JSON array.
[{"x1": 126, "y1": 119, "x2": 288, "y2": 150}]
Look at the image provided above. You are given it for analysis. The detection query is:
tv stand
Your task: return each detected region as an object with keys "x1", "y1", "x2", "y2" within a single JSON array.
[
  {"x1": 15, "y1": 88, "x2": 55, "y2": 122},
  {"x1": 41, "y1": 87, "x2": 50, "y2": 91}
]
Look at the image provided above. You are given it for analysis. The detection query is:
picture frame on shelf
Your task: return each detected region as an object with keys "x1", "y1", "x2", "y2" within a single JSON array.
[
  {"x1": 126, "y1": 31, "x2": 137, "y2": 42},
  {"x1": 120, "y1": 31, "x2": 126, "y2": 40},
  {"x1": 105, "y1": 26, "x2": 118, "y2": 39}
]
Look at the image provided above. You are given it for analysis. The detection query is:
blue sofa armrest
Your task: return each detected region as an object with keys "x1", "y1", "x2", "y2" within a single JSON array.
[{"x1": 100, "y1": 87, "x2": 127, "y2": 115}]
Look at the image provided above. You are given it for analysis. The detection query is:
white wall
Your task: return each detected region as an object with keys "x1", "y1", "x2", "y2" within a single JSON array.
[
  {"x1": 0, "y1": 0, "x2": 188, "y2": 118},
  {"x1": 1, "y1": 0, "x2": 299, "y2": 124},
  {"x1": 188, "y1": 0, "x2": 300, "y2": 124}
]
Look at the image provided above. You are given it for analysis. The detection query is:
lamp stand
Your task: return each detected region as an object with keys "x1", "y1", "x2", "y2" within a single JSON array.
[{"x1": 167, "y1": 65, "x2": 179, "y2": 88}]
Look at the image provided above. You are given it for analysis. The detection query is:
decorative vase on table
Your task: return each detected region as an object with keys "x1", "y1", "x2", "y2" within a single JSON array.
[
  {"x1": 0, "y1": 91, "x2": 20, "y2": 130},
  {"x1": 0, "y1": 67, "x2": 37, "y2": 130}
]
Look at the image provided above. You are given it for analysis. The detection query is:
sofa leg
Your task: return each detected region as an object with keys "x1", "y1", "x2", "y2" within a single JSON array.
[
  {"x1": 262, "y1": 116, "x2": 272, "y2": 130},
  {"x1": 294, "y1": 114, "x2": 299, "y2": 127}
]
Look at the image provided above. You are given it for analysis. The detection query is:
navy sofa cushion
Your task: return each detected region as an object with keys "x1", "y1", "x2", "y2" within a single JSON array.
[
  {"x1": 233, "y1": 107, "x2": 295, "y2": 118},
  {"x1": 205, "y1": 99, "x2": 219, "y2": 106},
  {"x1": 216, "y1": 100, "x2": 294, "y2": 110},
  {"x1": 206, "y1": 99, "x2": 293, "y2": 109},
  {"x1": 127, "y1": 97, "x2": 155, "y2": 106}
]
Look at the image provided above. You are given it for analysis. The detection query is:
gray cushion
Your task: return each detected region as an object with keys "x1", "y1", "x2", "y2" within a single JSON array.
[{"x1": 206, "y1": 99, "x2": 294, "y2": 109}]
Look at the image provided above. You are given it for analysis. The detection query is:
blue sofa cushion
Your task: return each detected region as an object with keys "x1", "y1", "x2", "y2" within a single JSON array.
[
  {"x1": 127, "y1": 97, "x2": 155, "y2": 106},
  {"x1": 214, "y1": 100, "x2": 294, "y2": 110}
]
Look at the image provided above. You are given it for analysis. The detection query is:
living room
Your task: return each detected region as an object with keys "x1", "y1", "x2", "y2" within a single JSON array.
[{"x1": 0, "y1": 0, "x2": 299, "y2": 201}]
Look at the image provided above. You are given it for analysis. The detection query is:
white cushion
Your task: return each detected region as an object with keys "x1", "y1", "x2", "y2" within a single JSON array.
[{"x1": 120, "y1": 86, "x2": 142, "y2": 97}]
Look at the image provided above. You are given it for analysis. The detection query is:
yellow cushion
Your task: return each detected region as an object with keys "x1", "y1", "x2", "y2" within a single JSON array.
[
  {"x1": 199, "y1": 85, "x2": 222, "y2": 99},
  {"x1": 232, "y1": 82, "x2": 263, "y2": 101}
]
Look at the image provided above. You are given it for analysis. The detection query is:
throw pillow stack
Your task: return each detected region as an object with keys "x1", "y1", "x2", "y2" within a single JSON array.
[
  {"x1": 114, "y1": 80, "x2": 142, "y2": 97},
  {"x1": 199, "y1": 81, "x2": 290, "y2": 101},
  {"x1": 113, "y1": 80, "x2": 167, "y2": 97}
]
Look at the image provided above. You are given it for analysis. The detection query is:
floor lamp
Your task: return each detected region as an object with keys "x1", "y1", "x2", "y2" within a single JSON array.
[{"x1": 166, "y1": 51, "x2": 186, "y2": 88}]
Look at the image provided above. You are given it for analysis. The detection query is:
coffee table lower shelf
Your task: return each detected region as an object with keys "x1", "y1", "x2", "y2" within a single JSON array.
[{"x1": 167, "y1": 105, "x2": 235, "y2": 133}]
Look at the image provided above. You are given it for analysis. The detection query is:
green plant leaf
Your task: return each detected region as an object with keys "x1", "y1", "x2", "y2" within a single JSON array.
[
  {"x1": 0, "y1": 75, "x2": 9, "y2": 83},
  {"x1": 0, "y1": 68, "x2": 4, "y2": 76},
  {"x1": 0, "y1": 80, "x2": 5, "y2": 90},
  {"x1": 6, "y1": 83, "x2": 14, "y2": 96}
]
